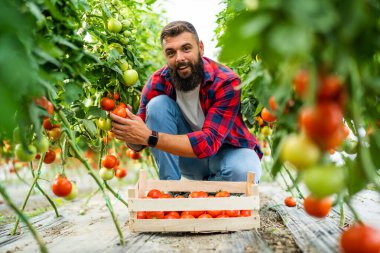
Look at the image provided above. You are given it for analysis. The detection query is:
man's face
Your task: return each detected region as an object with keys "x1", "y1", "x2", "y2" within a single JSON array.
[{"x1": 162, "y1": 32, "x2": 205, "y2": 92}]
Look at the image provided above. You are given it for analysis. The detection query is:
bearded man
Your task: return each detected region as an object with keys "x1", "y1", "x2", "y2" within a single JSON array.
[{"x1": 110, "y1": 21, "x2": 262, "y2": 182}]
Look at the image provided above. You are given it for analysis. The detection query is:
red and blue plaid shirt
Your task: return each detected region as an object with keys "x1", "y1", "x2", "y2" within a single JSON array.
[{"x1": 138, "y1": 57, "x2": 262, "y2": 159}]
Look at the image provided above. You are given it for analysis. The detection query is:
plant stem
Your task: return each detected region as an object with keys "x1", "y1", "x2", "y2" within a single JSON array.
[
  {"x1": 0, "y1": 183, "x2": 48, "y2": 253},
  {"x1": 104, "y1": 181, "x2": 128, "y2": 207},
  {"x1": 283, "y1": 165, "x2": 305, "y2": 199},
  {"x1": 29, "y1": 162, "x2": 59, "y2": 218},
  {"x1": 82, "y1": 188, "x2": 100, "y2": 208},
  {"x1": 11, "y1": 154, "x2": 46, "y2": 235}
]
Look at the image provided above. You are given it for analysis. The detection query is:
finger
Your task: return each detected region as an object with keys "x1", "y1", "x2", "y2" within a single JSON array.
[
  {"x1": 111, "y1": 121, "x2": 126, "y2": 130},
  {"x1": 127, "y1": 104, "x2": 133, "y2": 111},
  {"x1": 111, "y1": 128, "x2": 125, "y2": 136}
]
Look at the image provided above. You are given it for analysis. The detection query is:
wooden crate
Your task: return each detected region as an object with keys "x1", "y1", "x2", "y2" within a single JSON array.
[{"x1": 127, "y1": 170, "x2": 260, "y2": 233}]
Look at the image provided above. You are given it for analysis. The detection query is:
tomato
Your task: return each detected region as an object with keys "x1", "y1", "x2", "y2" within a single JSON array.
[
  {"x1": 123, "y1": 69, "x2": 139, "y2": 86},
  {"x1": 101, "y1": 155, "x2": 118, "y2": 169},
  {"x1": 109, "y1": 43, "x2": 123, "y2": 54},
  {"x1": 107, "y1": 18, "x2": 122, "y2": 33},
  {"x1": 280, "y1": 134, "x2": 320, "y2": 170},
  {"x1": 115, "y1": 168, "x2": 127, "y2": 178},
  {"x1": 164, "y1": 214, "x2": 179, "y2": 219},
  {"x1": 198, "y1": 214, "x2": 213, "y2": 219},
  {"x1": 64, "y1": 182, "x2": 78, "y2": 201},
  {"x1": 137, "y1": 211, "x2": 147, "y2": 219},
  {"x1": 255, "y1": 116, "x2": 264, "y2": 127},
  {"x1": 340, "y1": 223, "x2": 380, "y2": 253},
  {"x1": 215, "y1": 191, "x2": 230, "y2": 197},
  {"x1": 146, "y1": 211, "x2": 164, "y2": 219},
  {"x1": 129, "y1": 150, "x2": 141, "y2": 160},
  {"x1": 113, "y1": 92, "x2": 120, "y2": 101},
  {"x1": 52, "y1": 174, "x2": 72, "y2": 197},
  {"x1": 303, "y1": 165, "x2": 345, "y2": 197},
  {"x1": 239, "y1": 210, "x2": 252, "y2": 217},
  {"x1": 120, "y1": 61, "x2": 129, "y2": 71},
  {"x1": 34, "y1": 96, "x2": 54, "y2": 115},
  {"x1": 181, "y1": 211, "x2": 205, "y2": 218},
  {"x1": 269, "y1": 96, "x2": 277, "y2": 111},
  {"x1": 317, "y1": 74, "x2": 347, "y2": 110},
  {"x1": 165, "y1": 211, "x2": 180, "y2": 219},
  {"x1": 35, "y1": 135, "x2": 49, "y2": 153},
  {"x1": 15, "y1": 144, "x2": 37, "y2": 162},
  {"x1": 47, "y1": 127, "x2": 61, "y2": 141},
  {"x1": 225, "y1": 210, "x2": 240, "y2": 217},
  {"x1": 97, "y1": 117, "x2": 112, "y2": 131},
  {"x1": 299, "y1": 103, "x2": 344, "y2": 150},
  {"x1": 303, "y1": 195, "x2": 332, "y2": 218},
  {"x1": 261, "y1": 126, "x2": 272, "y2": 136},
  {"x1": 112, "y1": 106, "x2": 127, "y2": 118},
  {"x1": 43, "y1": 149, "x2": 56, "y2": 164},
  {"x1": 207, "y1": 210, "x2": 224, "y2": 218},
  {"x1": 159, "y1": 193, "x2": 173, "y2": 198},
  {"x1": 147, "y1": 189, "x2": 162, "y2": 198},
  {"x1": 284, "y1": 196, "x2": 297, "y2": 207},
  {"x1": 189, "y1": 191, "x2": 208, "y2": 198},
  {"x1": 293, "y1": 69, "x2": 309, "y2": 99},
  {"x1": 216, "y1": 214, "x2": 229, "y2": 218},
  {"x1": 42, "y1": 118, "x2": 53, "y2": 130},
  {"x1": 118, "y1": 102, "x2": 127, "y2": 109},
  {"x1": 261, "y1": 108, "x2": 277, "y2": 123},
  {"x1": 343, "y1": 124, "x2": 350, "y2": 138},
  {"x1": 180, "y1": 214, "x2": 195, "y2": 219},
  {"x1": 99, "y1": 167, "x2": 115, "y2": 180},
  {"x1": 100, "y1": 97, "x2": 115, "y2": 111}
]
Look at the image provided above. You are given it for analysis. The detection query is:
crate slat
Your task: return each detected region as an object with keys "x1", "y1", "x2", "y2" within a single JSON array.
[{"x1": 129, "y1": 215, "x2": 260, "y2": 232}]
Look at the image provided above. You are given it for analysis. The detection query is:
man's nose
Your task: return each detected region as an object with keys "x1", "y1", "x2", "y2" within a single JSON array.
[{"x1": 175, "y1": 51, "x2": 185, "y2": 63}]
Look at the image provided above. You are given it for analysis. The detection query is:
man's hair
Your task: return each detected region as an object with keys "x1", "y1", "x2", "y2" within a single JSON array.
[{"x1": 160, "y1": 21, "x2": 199, "y2": 45}]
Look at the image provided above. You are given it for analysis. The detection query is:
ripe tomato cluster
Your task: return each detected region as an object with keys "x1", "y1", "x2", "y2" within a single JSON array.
[
  {"x1": 136, "y1": 189, "x2": 252, "y2": 220},
  {"x1": 99, "y1": 154, "x2": 127, "y2": 180}
]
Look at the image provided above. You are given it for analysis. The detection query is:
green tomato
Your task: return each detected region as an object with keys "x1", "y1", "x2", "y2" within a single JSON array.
[
  {"x1": 97, "y1": 118, "x2": 112, "y2": 131},
  {"x1": 64, "y1": 182, "x2": 78, "y2": 201},
  {"x1": 123, "y1": 69, "x2": 138, "y2": 86},
  {"x1": 120, "y1": 61, "x2": 129, "y2": 71},
  {"x1": 107, "y1": 18, "x2": 122, "y2": 33},
  {"x1": 109, "y1": 43, "x2": 123, "y2": 54},
  {"x1": 303, "y1": 165, "x2": 346, "y2": 197},
  {"x1": 261, "y1": 126, "x2": 272, "y2": 136},
  {"x1": 15, "y1": 144, "x2": 37, "y2": 162},
  {"x1": 35, "y1": 135, "x2": 49, "y2": 153},
  {"x1": 99, "y1": 168, "x2": 115, "y2": 181},
  {"x1": 123, "y1": 30, "x2": 132, "y2": 37},
  {"x1": 280, "y1": 134, "x2": 320, "y2": 170},
  {"x1": 343, "y1": 139, "x2": 357, "y2": 154},
  {"x1": 121, "y1": 19, "x2": 131, "y2": 30}
]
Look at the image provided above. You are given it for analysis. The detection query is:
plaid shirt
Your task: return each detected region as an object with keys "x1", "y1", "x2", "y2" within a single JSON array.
[{"x1": 138, "y1": 57, "x2": 262, "y2": 159}]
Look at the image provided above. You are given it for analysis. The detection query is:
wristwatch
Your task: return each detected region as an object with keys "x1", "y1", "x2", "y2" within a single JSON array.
[{"x1": 147, "y1": 130, "x2": 159, "y2": 147}]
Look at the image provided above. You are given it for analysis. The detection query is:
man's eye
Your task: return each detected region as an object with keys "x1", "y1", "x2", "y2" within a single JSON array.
[{"x1": 167, "y1": 51, "x2": 174, "y2": 57}]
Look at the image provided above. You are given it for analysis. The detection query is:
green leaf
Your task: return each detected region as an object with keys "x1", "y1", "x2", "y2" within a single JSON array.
[
  {"x1": 87, "y1": 106, "x2": 106, "y2": 118},
  {"x1": 64, "y1": 83, "x2": 83, "y2": 104},
  {"x1": 80, "y1": 119, "x2": 97, "y2": 138}
]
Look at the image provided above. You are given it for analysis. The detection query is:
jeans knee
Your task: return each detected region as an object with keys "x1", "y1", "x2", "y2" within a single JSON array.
[{"x1": 146, "y1": 95, "x2": 176, "y2": 120}]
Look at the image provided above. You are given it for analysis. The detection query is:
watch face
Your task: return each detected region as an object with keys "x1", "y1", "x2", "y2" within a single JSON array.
[{"x1": 148, "y1": 131, "x2": 158, "y2": 147}]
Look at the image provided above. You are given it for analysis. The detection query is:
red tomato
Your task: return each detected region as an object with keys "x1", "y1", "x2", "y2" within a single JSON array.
[
  {"x1": 100, "y1": 97, "x2": 115, "y2": 111},
  {"x1": 198, "y1": 214, "x2": 213, "y2": 219},
  {"x1": 340, "y1": 223, "x2": 380, "y2": 253},
  {"x1": 225, "y1": 210, "x2": 240, "y2": 217},
  {"x1": 115, "y1": 168, "x2": 127, "y2": 178},
  {"x1": 146, "y1": 211, "x2": 164, "y2": 219},
  {"x1": 42, "y1": 118, "x2": 53, "y2": 130},
  {"x1": 164, "y1": 211, "x2": 180, "y2": 219},
  {"x1": 113, "y1": 92, "x2": 120, "y2": 101},
  {"x1": 180, "y1": 214, "x2": 195, "y2": 219},
  {"x1": 293, "y1": 69, "x2": 309, "y2": 99},
  {"x1": 207, "y1": 210, "x2": 224, "y2": 218},
  {"x1": 47, "y1": 127, "x2": 61, "y2": 141},
  {"x1": 189, "y1": 191, "x2": 208, "y2": 198},
  {"x1": 137, "y1": 211, "x2": 147, "y2": 219},
  {"x1": 303, "y1": 195, "x2": 332, "y2": 218},
  {"x1": 284, "y1": 196, "x2": 297, "y2": 207},
  {"x1": 261, "y1": 108, "x2": 277, "y2": 123},
  {"x1": 118, "y1": 102, "x2": 127, "y2": 109},
  {"x1": 34, "y1": 96, "x2": 54, "y2": 115},
  {"x1": 101, "y1": 155, "x2": 118, "y2": 169},
  {"x1": 269, "y1": 96, "x2": 277, "y2": 111},
  {"x1": 239, "y1": 210, "x2": 252, "y2": 217},
  {"x1": 181, "y1": 210, "x2": 205, "y2": 218},
  {"x1": 215, "y1": 191, "x2": 230, "y2": 197},
  {"x1": 159, "y1": 193, "x2": 173, "y2": 198},
  {"x1": 112, "y1": 106, "x2": 127, "y2": 118},
  {"x1": 147, "y1": 189, "x2": 162, "y2": 198},
  {"x1": 52, "y1": 174, "x2": 72, "y2": 197},
  {"x1": 317, "y1": 74, "x2": 347, "y2": 110},
  {"x1": 43, "y1": 149, "x2": 56, "y2": 164},
  {"x1": 129, "y1": 150, "x2": 141, "y2": 160},
  {"x1": 216, "y1": 214, "x2": 230, "y2": 218}
]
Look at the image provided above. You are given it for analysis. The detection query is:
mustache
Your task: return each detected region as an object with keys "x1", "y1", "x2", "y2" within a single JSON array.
[{"x1": 175, "y1": 62, "x2": 190, "y2": 70}]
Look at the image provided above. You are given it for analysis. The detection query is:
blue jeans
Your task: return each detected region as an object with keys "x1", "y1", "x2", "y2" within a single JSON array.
[{"x1": 146, "y1": 95, "x2": 262, "y2": 183}]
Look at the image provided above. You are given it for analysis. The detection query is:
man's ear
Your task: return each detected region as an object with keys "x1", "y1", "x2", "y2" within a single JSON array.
[{"x1": 199, "y1": 40, "x2": 204, "y2": 56}]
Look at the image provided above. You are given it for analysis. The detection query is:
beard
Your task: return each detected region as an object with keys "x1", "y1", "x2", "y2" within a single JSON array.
[{"x1": 169, "y1": 54, "x2": 204, "y2": 92}]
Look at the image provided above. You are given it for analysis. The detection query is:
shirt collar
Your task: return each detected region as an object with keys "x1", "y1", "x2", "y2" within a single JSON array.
[{"x1": 161, "y1": 56, "x2": 215, "y2": 86}]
